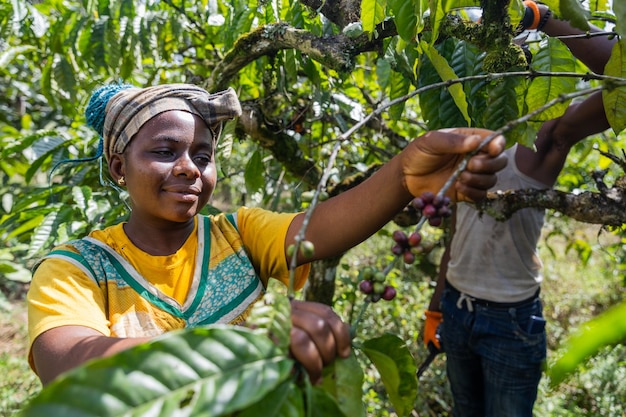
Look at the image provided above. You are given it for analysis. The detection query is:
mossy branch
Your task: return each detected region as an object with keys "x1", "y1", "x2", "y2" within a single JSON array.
[{"x1": 477, "y1": 185, "x2": 626, "y2": 227}]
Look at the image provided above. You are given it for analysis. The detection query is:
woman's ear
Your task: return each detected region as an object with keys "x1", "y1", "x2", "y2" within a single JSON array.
[{"x1": 109, "y1": 154, "x2": 125, "y2": 183}]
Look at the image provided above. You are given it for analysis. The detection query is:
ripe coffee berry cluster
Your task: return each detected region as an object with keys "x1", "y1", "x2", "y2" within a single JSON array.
[
  {"x1": 411, "y1": 191, "x2": 451, "y2": 227},
  {"x1": 391, "y1": 229, "x2": 422, "y2": 264},
  {"x1": 358, "y1": 267, "x2": 397, "y2": 302}
]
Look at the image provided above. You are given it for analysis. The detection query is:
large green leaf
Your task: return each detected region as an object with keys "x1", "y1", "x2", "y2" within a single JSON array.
[
  {"x1": 418, "y1": 38, "x2": 468, "y2": 129},
  {"x1": 244, "y1": 149, "x2": 266, "y2": 195},
  {"x1": 361, "y1": 0, "x2": 387, "y2": 37},
  {"x1": 548, "y1": 301, "x2": 626, "y2": 386},
  {"x1": 19, "y1": 326, "x2": 295, "y2": 417},
  {"x1": 526, "y1": 38, "x2": 578, "y2": 122},
  {"x1": 237, "y1": 378, "x2": 305, "y2": 417},
  {"x1": 558, "y1": 0, "x2": 590, "y2": 31},
  {"x1": 603, "y1": 40, "x2": 626, "y2": 134},
  {"x1": 615, "y1": 0, "x2": 626, "y2": 40},
  {"x1": 319, "y1": 354, "x2": 365, "y2": 417},
  {"x1": 421, "y1": 40, "x2": 471, "y2": 126},
  {"x1": 389, "y1": 0, "x2": 420, "y2": 42},
  {"x1": 482, "y1": 77, "x2": 521, "y2": 141},
  {"x1": 361, "y1": 333, "x2": 417, "y2": 417}
]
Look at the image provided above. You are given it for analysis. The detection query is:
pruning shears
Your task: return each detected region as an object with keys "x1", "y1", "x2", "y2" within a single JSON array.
[{"x1": 417, "y1": 325, "x2": 443, "y2": 379}]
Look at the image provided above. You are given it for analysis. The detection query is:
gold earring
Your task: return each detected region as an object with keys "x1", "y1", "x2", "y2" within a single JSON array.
[{"x1": 117, "y1": 176, "x2": 126, "y2": 186}]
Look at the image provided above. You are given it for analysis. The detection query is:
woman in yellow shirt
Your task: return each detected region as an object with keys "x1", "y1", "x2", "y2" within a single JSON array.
[{"x1": 27, "y1": 82, "x2": 507, "y2": 386}]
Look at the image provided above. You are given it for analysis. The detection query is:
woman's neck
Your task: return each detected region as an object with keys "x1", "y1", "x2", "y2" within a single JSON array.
[{"x1": 123, "y1": 217, "x2": 196, "y2": 256}]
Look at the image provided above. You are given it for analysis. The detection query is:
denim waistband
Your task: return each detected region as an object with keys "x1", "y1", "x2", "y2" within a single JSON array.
[{"x1": 446, "y1": 280, "x2": 540, "y2": 310}]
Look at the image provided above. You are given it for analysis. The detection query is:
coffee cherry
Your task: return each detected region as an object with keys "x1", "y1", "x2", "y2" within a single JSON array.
[
  {"x1": 421, "y1": 191, "x2": 435, "y2": 204},
  {"x1": 422, "y1": 204, "x2": 437, "y2": 218},
  {"x1": 403, "y1": 251, "x2": 416, "y2": 264},
  {"x1": 428, "y1": 216, "x2": 442, "y2": 227},
  {"x1": 373, "y1": 271, "x2": 386, "y2": 283},
  {"x1": 359, "y1": 280, "x2": 374, "y2": 294},
  {"x1": 382, "y1": 285, "x2": 397, "y2": 301},
  {"x1": 391, "y1": 243, "x2": 405, "y2": 256},
  {"x1": 413, "y1": 191, "x2": 452, "y2": 229},
  {"x1": 392, "y1": 230, "x2": 408, "y2": 245},
  {"x1": 300, "y1": 240, "x2": 315, "y2": 258},
  {"x1": 411, "y1": 197, "x2": 425, "y2": 210},
  {"x1": 408, "y1": 232, "x2": 422, "y2": 247},
  {"x1": 373, "y1": 282, "x2": 386, "y2": 294},
  {"x1": 361, "y1": 267, "x2": 374, "y2": 281}
]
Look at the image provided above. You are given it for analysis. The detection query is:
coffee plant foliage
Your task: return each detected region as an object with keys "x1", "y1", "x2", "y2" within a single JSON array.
[{"x1": 1, "y1": 0, "x2": 625, "y2": 414}]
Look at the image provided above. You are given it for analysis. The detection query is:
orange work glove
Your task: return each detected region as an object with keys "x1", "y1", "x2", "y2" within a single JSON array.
[{"x1": 423, "y1": 310, "x2": 443, "y2": 351}]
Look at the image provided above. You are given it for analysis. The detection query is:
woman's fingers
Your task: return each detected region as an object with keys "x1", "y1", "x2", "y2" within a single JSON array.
[{"x1": 289, "y1": 300, "x2": 351, "y2": 384}]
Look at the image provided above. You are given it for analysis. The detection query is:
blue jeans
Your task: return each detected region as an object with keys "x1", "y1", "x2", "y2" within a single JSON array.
[{"x1": 441, "y1": 285, "x2": 547, "y2": 417}]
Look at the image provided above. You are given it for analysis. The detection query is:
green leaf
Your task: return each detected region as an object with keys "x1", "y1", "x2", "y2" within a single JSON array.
[
  {"x1": 421, "y1": 40, "x2": 471, "y2": 126},
  {"x1": 319, "y1": 354, "x2": 365, "y2": 417},
  {"x1": 361, "y1": 333, "x2": 417, "y2": 417},
  {"x1": 376, "y1": 57, "x2": 392, "y2": 89},
  {"x1": 247, "y1": 292, "x2": 292, "y2": 352},
  {"x1": 527, "y1": 38, "x2": 578, "y2": 121},
  {"x1": 427, "y1": 0, "x2": 445, "y2": 46},
  {"x1": 615, "y1": 0, "x2": 626, "y2": 40},
  {"x1": 244, "y1": 149, "x2": 265, "y2": 195},
  {"x1": 361, "y1": 0, "x2": 387, "y2": 36},
  {"x1": 418, "y1": 38, "x2": 468, "y2": 129},
  {"x1": 26, "y1": 210, "x2": 57, "y2": 258},
  {"x1": 388, "y1": 70, "x2": 410, "y2": 120},
  {"x1": 603, "y1": 40, "x2": 626, "y2": 135},
  {"x1": 389, "y1": 0, "x2": 420, "y2": 42},
  {"x1": 548, "y1": 301, "x2": 626, "y2": 386},
  {"x1": 20, "y1": 326, "x2": 295, "y2": 417},
  {"x1": 558, "y1": 0, "x2": 590, "y2": 31},
  {"x1": 308, "y1": 386, "x2": 349, "y2": 417},
  {"x1": 237, "y1": 378, "x2": 305, "y2": 417},
  {"x1": 483, "y1": 77, "x2": 521, "y2": 140}
]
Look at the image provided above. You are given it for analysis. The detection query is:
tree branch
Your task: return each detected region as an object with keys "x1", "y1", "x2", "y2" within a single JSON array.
[
  {"x1": 237, "y1": 100, "x2": 322, "y2": 186},
  {"x1": 476, "y1": 184, "x2": 626, "y2": 227},
  {"x1": 205, "y1": 23, "x2": 358, "y2": 91}
]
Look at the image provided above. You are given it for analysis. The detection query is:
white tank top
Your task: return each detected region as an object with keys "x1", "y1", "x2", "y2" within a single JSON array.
[{"x1": 447, "y1": 145, "x2": 549, "y2": 302}]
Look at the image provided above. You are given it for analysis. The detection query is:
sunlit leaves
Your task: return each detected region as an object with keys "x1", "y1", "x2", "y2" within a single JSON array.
[{"x1": 361, "y1": 0, "x2": 386, "y2": 37}]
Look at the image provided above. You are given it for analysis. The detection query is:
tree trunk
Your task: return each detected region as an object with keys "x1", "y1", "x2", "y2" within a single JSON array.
[{"x1": 302, "y1": 256, "x2": 342, "y2": 306}]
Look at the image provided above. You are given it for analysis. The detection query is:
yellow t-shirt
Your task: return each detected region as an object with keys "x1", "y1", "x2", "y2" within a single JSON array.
[{"x1": 27, "y1": 208, "x2": 309, "y2": 372}]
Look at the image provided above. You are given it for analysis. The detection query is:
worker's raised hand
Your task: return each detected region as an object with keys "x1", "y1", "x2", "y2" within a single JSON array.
[
  {"x1": 289, "y1": 300, "x2": 351, "y2": 384},
  {"x1": 401, "y1": 128, "x2": 507, "y2": 202}
]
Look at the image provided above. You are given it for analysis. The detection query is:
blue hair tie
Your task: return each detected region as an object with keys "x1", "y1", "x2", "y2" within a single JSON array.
[
  {"x1": 48, "y1": 82, "x2": 134, "y2": 184},
  {"x1": 85, "y1": 82, "x2": 134, "y2": 137}
]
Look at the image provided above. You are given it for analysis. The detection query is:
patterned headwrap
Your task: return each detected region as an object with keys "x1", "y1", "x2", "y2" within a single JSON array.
[{"x1": 87, "y1": 84, "x2": 242, "y2": 162}]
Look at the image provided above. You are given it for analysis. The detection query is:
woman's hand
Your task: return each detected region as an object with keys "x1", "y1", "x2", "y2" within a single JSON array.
[
  {"x1": 401, "y1": 128, "x2": 507, "y2": 202},
  {"x1": 289, "y1": 300, "x2": 351, "y2": 384}
]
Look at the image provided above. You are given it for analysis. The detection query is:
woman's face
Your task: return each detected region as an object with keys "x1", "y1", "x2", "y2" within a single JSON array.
[{"x1": 114, "y1": 110, "x2": 217, "y2": 225}]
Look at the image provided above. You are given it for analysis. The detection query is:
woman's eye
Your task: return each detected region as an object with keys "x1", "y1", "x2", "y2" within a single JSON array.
[
  {"x1": 194, "y1": 155, "x2": 212, "y2": 165},
  {"x1": 153, "y1": 149, "x2": 174, "y2": 157}
]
